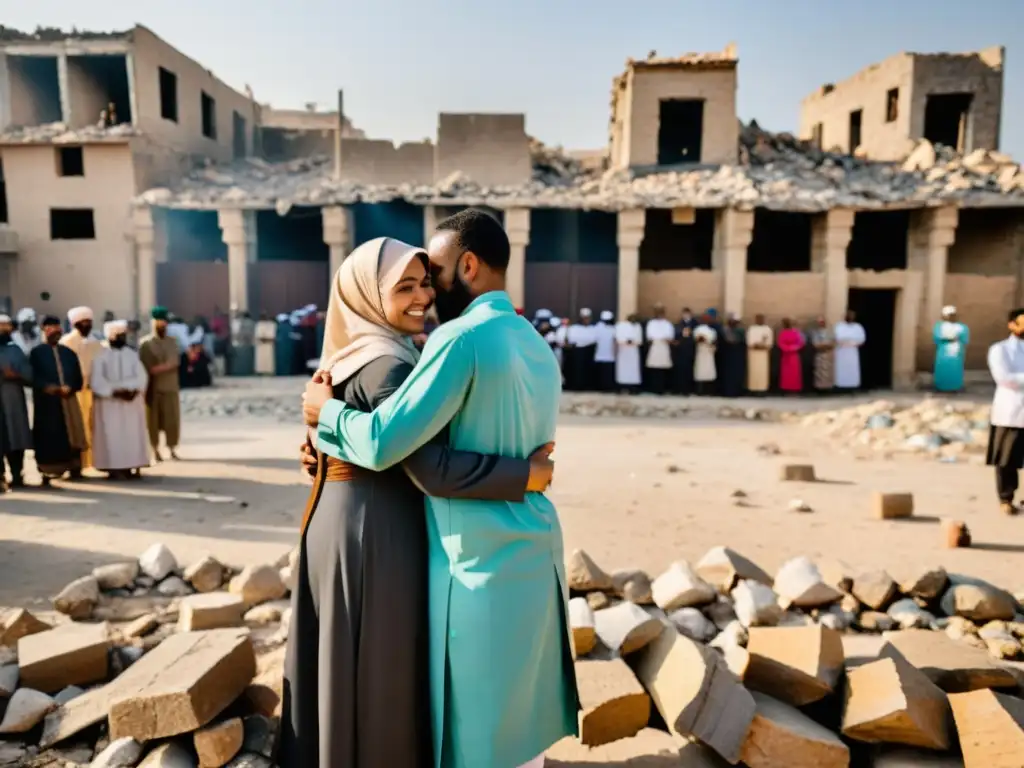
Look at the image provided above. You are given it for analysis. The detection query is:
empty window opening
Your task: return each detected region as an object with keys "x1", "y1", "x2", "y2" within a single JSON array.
[
  {"x1": 924, "y1": 93, "x2": 973, "y2": 152},
  {"x1": 885, "y1": 88, "x2": 899, "y2": 123},
  {"x1": 57, "y1": 146, "x2": 84, "y2": 177},
  {"x1": 848, "y1": 109, "x2": 863, "y2": 154},
  {"x1": 639, "y1": 208, "x2": 715, "y2": 271},
  {"x1": 525, "y1": 209, "x2": 617, "y2": 264},
  {"x1": 746, "y1": 210, "x2": 813, "y2": 272},
  {"x1": 159, "y1": 67, "x2": 178, "y2": 122},
  {"x1": 201, "y1": 92, "x2": 217, "y2": 140},
  {"x1": 8, "y1": 55, "x2": 63, "y2": 126},
  {"x1": 846, "y1": 210, "x2": 910, "y2": 271},
  {"x1": 50, "y1": 209, "x2": 96, "y2": 240},
  {"x1": 232, "y1": 111, "x2": 247, "y2": 159},
  {"x1": 66, "y1": 54, "x2": 132, "y2": 128},
  {"x1": 947, "y1": 207, "x2": 1019, "y2": 275},
  {"x1": 256, "y1": 208, "x2": 329, "y2": 261},
  {"x1": 657, "y1": 99, "x2": 704, "y2": 165},
  {"x1": 811, "y1": 123, "x2": 823, "y2": 149},
  {"x1": 165, "y1": 210, "x2": 228, "y2": 262},
  {"x1": 0, "y1": 158, "x2": 8, "y2": 224}
]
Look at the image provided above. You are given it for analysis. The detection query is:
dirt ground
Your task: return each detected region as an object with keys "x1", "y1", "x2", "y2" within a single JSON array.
[{"x1": 2, "y1": 386, "x2": 1022, "y2": 764}]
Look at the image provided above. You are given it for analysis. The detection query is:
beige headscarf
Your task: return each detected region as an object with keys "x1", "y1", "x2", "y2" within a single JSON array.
[{"x1": 319, "y1": 237, "x2": 426, "y2": 384}]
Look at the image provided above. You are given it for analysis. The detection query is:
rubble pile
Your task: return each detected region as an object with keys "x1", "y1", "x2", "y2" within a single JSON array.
[
  {"x1": 568, "y1": 547, "x2": 1024, "y2": 765},
  {"x1": 0, "y1": 122, "x2": 138, "y2": 145},
  {"x1": 0, "y1": 543, "x2": 294, "y2": 767},
  {"x1": 138, "y1": 122, "x2": 1024, "y2": 213},
  {"x1": 799, "y1": 398, "x2": 991, "y2": 462}
]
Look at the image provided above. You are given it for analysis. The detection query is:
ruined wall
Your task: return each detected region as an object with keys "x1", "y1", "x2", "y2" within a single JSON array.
[
  {"x1": 339, "y1": 139, "x2": 434, "y2": 186},
  {"x1": 130, "y1": 26, "x2": 259, "y2": 163},
  {"x1": 262, "y1": 127, "x2": 334, "y2": 161},
  {"x1": 947, "y1": 207, "x2": 1024, "y2": 276},
  {"x1": 1, "y1": 142, "x2": 136, "y2": 317},
  {"x1": 6, "y1": 55, "x2": 63, "y2": 127},
  {"x1": 637, "y1": 269, "x2": 722, "y2": 316},
  {"x1": 622, "y1": 67, "x2": 738, "y2": 167},
  {"x1": 799, "y1": 53, "x2": 915, "y2": 160},
  {"x1": 910, "y1": 47, "x2": 1004, "y2": 152},
  {"x1": 65, "y1": 57, "x2": 111, "y2": 129},
  {"x1": 743, "y1": 273, "x2": 826, "y2": 323},
  {"x1": 435, "y1": 113, "x2": 531, "y2": 186},
  {"x1": 944, "y1": 274, "x2": 1017, "y2": 369},
  {"x1": 131, "y1": 134, "x2": 194, "y2": 190}
]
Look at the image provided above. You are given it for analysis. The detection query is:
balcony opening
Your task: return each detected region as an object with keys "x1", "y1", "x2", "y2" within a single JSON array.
[
  {"x1": 885, "y1": 88, "x2": 899, "y2": 123},
  {"x1": 232, "y1": 111, "x2": 247, "y2": 159},
  {"x1": 57, "y1": 146, "x2": 85, "y2": 177},
  {"x1": 8, "y1": 55, "x2": 63, "y2": 126},
  {"x1": 639, "y1": 208, "x2": 715, "y2": 270},
  {"x1": 657, "y1": 99, "x2": 704, "y2": 165},
  {"x1": 50, "y1": 209, "x2": 96, "y2": 240},
  {"x1": 747, "y1": 210, "x2": 813, "y2": 272},
  {"x1": 159, "y1": 67, "x2": 178, "y2": 123},
  {"x1": 848, "y1": 109, "x2": 863, "y2": 154},
  {"x1": 924, "y1": 93, "x2": 973, "y2": 152},
  {"x1": 847, "y1": 210, "x2": 910, "y2": 271},
  {"x1": 66, "y1": 54, "x2": 132, "y2": 129},
  {"x1": 201, "y1": 91, "x2": 217, "y2": 140}
]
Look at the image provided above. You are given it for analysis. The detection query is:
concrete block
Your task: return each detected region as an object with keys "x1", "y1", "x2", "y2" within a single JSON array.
[
  {"x1": 872, "y1": 492, "x2": 914, "y2": 520},
  {"x1": 17, "y1": 622, "x2": 109, "y2": 694},
  {"x1": 575, "y1": 655, "x2": 650, "y2": 747}
]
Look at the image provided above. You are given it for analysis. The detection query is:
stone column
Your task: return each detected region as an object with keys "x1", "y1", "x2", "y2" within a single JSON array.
[
  {"x1": 918, "y1": 207, "x2": 959, "y2": 328},
  {"x1": 811, "y1": 209, "x2": 855, "y2": 324},
  {"x1": 133, "y1": 206, "x2": 157, "y2": 322},
  {"x1": 712, "y1": 208, "x2": 753, "y2": 317},
  {"x1": 505, "y1": 208, "x2": 530, "y2": 309},
  {"x1": 322, "y1": 205, "x2": 352, "y2": 279},
  {"x1": 57, "y1": 54, "x2": 71, "y2": 125},
  {"x1": 617, "y1": 209, "x2": 645, "y2": 319},
  {"x1": 218, "y1": 209, "x2": 257, "y2": 314},
  {"x1": 422, "y1": 205, "x2": 438, "y2": 247}
]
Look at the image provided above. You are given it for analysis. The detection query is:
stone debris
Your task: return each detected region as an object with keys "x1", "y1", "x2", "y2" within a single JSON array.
[
  {"x1": 17, "y1": 622, "x2": 109, "y2": 694},
  {"x1": 896, "y1": 566, "x2": 949, "y2": 601},
  {"x1": 228, "y1": 565, "x2": 287, "y2": 608},
  {"x1": 569, "y1": 597, "x2": 597, "y2": 657},
  {"x1": 852, "y1": 570, "x2": 899, "y2": 611},
  {"x1": 91, "y1": 737, "x2": 145, "y2": 767},
  {"x1": 53, "y1": 575, "x2": 100, "y2": 619},
  {"x1": 185, "y1": 555, "x2": 229, "y2": 594},
  {"x1": 574, "y1": 655, "x2": 650, "y2": 747},
  {"x1": 872, "y1": 492, "x2": 915, "y2": 520},
  {"x1": 943, "y1": 520, "x2": 973, "y2": 548},
  {"x1": 567, "y1": 549, "x2": 614, "y2": 592},
  {"x1": 194, "y1": 717, "x2": 244, "y2": 767},
  {"x1": 882, "y1": 630, "x2": 1018, "y2": 693},
  {"x1": 780, "y1": 464, "x2": 816, "y2": 482},
  {"x1": 594, "y1": 601, "x2": 662, "y2": 656},
  {"x1": 732, "y1": 580, "x2": 783, "y2": 628},
  {"x1": 241, "y1": 714, "x2": 277, "y2": 758},
  {"x1": 695, "y1": 546, "x2": 773, "y2": 593},
  {"x1": 727, "y1": 625, "x2": 844, "y2": 706},
  {"x1": 139, "y1": 124, "x2": 1024, "y2": 214},
  {"x1": 0, "y1": 687, "x2": 56, "y2": 733},
  {"x1": 652, "y1": 561, "x2": 716, "y2": 612},
  {"x1": 948, "y1": 688, "x2": 1024, "y2": 767},
  {"x1": 179, "y1": 593, "x2": 246, "y2": 632},
  {"x1": 138, "y1": 742, "x2": 203, "y2": 766},
  {"x1": 93, "y1": 562, "x2": 141, "y2": 591},
  {"x1": 739, "y1": 690, "x2": 850, "y2": 768},
  {"x1": 610, "y1": 568, "x2": 654, "y2": 605},
  {"x1": 1, "y1": 608, "x2": 52, "y2": 646},
  {"x1": 666, "y1": 607, "x2": 718, "y2": 643},
  {"x1": 139, "y1": 543, "x2": 179, "y2": 582},
  {"x1": 886, "y1": 599, "x2": 936, "y2": 630},
  {"x1": 940, "y1": 581, "x2": 1017, "y2": 623},
  {"x1": 774, "y1": 556, "x2": 843, "y2": 609}
]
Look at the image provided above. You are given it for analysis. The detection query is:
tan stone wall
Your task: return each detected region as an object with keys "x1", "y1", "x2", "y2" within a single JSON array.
[
  {"x1": 2, "y1": 143, "x2": 137, "y2": 318},
  {"x1": 909, "y1": 47, "x2": 1004, "y2": 152},
  {"x1": 338, "y1": 138, "x2": 434, "y2": 185},
  {"x1": 944, "y1": 274, "x2": 1016, "y2": 369},
  {"x1": 130, "y1": 26, "x2": 259, "y2": 164},
  {"x1": 743, "y1": 273, "x2": 826, "y2": 324},
  {"x1": 799, "y1": 53, "x2": 915, "y2": 160},
  {"x1": 637, "y1": 269, "x2": 722, "y2": 316},
  {"x1": 624, "y1": 68, "x2": 738, "y2": 166},
  {"x1": 435, "y1": 113, "x2": 531, "y2": 186},
  {"x1": 947, "y1": 208, "x2": 1024, "y2": 276}
]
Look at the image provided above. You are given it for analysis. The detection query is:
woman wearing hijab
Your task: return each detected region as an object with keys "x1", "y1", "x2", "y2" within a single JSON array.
[{"x1": 279, "y1": 238, "x2": 554, "y2": 768}]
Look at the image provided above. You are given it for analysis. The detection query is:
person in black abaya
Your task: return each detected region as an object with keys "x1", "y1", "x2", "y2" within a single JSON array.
[
  {"x1": 671, "y1": 307, "x2": 698, "y2": 395},
  {"x1": 716, "y1": 314, "x2": 747, "y2": 398},
  {"x1": 565, "y1": 309, "x2": 597, "y2": 391}
]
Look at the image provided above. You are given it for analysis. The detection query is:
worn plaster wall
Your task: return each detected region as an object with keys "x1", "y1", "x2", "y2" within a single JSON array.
[
  {"x1": 620, "y1": 67, "x2": 739, "y2": 167},
  {"x1": 910, "y1": 47, "x2": 1004, "y2": 152},
  {"x1": 944, "y1": 274, "x2": 1016, "y2": 369},
  {"x1": 743, "y1": 273, "x2": 826, "y2": 324},
  {"x1": 947, "y1": 207, "x2": 1024, "y2": 276},
  {"x1": 799, "y1": 53, "x2": 915, "y2": 160},
  {"x1": 338, "y1": 138, "x2": 434, "y2": 185},
  {"x1": 435, "y1": 113, "x2": 531, "y2": 186},
  {"x1": 1, "y1": 142, "x2": 136, "y2": 317},
  {"x1": 6, "y1": 55, "x2": 63, "y2": 127},
  {"x1": 637, "y1": 269, "x2": 722, "y2": 316},
  {"x1": 130, "y1": 26, "x2": 258, "y2": 163}
]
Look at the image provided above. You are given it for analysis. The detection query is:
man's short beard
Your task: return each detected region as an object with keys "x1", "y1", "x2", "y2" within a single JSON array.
[{"x1": 433, "y1": 273, "x2": 475, "y2": 323}]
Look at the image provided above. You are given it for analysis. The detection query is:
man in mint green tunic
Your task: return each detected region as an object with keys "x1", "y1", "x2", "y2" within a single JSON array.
[
  {"x1": 933, "y1": 305, "x2": 970, "y2": 392},
  {"x1": 310, "y1": 210, "x2": 578, "y2": 768}
]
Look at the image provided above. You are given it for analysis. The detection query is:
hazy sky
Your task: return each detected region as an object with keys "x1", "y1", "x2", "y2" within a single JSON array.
[{"x1": 8, "y1": 0, "x2": 1022, "y2": 158}]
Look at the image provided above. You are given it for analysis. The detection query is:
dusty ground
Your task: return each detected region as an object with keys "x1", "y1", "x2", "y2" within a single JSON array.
[{"x1": 1, "y1": 381, "x2": 1021, "y2": 764}]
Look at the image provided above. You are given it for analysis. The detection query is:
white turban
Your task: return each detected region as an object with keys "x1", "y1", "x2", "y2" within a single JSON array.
[
  {"x1": 549, "y1": 317, "x2": 561, "y2": 328},
  {"x1": 535, "y1": 309, "x2": 552, "y2": 320},
  {"x1": 68, "y1": 306, "x2": 93, "y2": 325},
  {"x1": 104, "y1": 320, "x2": 128, "y2": 339},
  {"x1": 15, "y1": 308, "x2": 35, "y2": 323},
  {"x1": 941, "y1": 305, "x2": 957, "y2": 318},
  {"x1": 600, "y1": 310, "x2": 613, "y2": 322},
  {"x1": 580, "y1": 308, "x2": 592, "y2": 318},
  {"x1": 275, "y1": 313, "x2": 288, "y2": 322},
  {"x1": 0, "y1": 314, "x2": 11, "y2": 324}
]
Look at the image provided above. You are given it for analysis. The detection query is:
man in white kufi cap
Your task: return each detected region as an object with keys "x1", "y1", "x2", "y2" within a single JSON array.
[
  {"x1": 934, "y1": 305, "x2": 969, "y2": 393},
  {"x1": 593, "y1": 310, "x2": 616, "y2": 391},
  {"x1": 90, "y1": 319, "x2": 150, "y2": 478},
  {"x1": 11, "y1": 308, "x2": 40, "y2": 354},
  {"x1": 60, "y1": 306, "x2": 103, "y2": 473}
]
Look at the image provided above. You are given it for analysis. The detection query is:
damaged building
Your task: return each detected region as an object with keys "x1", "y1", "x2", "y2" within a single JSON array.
[{"x1": 4, "y1": 31, "x2": 1024, "y2": 389}]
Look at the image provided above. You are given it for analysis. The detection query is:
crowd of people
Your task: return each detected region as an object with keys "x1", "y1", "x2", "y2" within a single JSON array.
[{"x1": 528, "y1": 304, "x2": 971, "y2": 397}]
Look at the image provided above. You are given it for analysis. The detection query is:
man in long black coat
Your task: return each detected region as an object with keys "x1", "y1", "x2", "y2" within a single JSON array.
[{"x1": 30, "y1": 315, "x2": 86, "y2": 484}]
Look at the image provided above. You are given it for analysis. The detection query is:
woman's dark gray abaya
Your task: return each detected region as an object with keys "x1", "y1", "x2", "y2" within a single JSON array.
[{"x1": 278, "y1": 356, "x2": 530, "y2": 768}]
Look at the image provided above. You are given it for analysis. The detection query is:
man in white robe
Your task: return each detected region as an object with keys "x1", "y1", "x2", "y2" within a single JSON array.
[
  {"x1": 693, "y1": 312, "x2": 719, "y2": 395},
  {"x1": 90, "y1": 320, "x2": 150, "y2": 478},
  {"x1": 60, "y1": 306, "x2": 103, "y2": 473},
  {"x1": 746, "y1": 314, "x2": 774, "y2": 394},
  {"x1": 594, "y1": 310, "x2": 616, "y2": 392},
  {"x1": 614, "y1": 314, "x2": 643, "y2": 392},
  {"x1": 834, "y1": 310, "x2": 866, "y2": 392},
  {"x1": 645, "y1": 303, "x2": 675, "y2": 395},
  {"x1": 255, "y1": 312, "x2": 277, "y2": 375}
]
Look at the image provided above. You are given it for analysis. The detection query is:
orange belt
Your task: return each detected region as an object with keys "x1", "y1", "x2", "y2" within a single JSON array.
[{"x1": 300, "y1": 454, "x2": 366, "y2": 536}]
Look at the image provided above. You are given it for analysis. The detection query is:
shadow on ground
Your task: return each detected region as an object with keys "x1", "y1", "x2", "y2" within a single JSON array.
[{"x1": 0, "y1": 541, "x2": 131, "y2": 608}]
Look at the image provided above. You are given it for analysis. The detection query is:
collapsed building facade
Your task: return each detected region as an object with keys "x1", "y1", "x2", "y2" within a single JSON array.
[{"x1": 3, "y1": 33, "x2": 1024, "y2": 388}]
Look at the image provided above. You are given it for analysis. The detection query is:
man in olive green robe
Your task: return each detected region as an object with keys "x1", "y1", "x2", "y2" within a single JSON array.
[{"x1": 138, "y1": 307, "x2": 181, "y2": 460}]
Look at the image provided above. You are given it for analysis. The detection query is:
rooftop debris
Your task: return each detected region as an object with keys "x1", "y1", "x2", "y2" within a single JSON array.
[
  {"x1": 0, "y1": 122, "x2": 138, "y2": 145},
  {"x1": 0, "y1": 25, "x2": 130, "y2": 42}
]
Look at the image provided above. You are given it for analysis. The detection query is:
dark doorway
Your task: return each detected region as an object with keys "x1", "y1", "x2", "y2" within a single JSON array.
[
  {"x1": 848, "y1": 288, "x2": 897, "y2": 390},
  {"x1": 924, "y1": 93, "x2": 973, "y2": 151},
  {"x1": 847, "y1": 210, "x2": 910, "y2": 271},
  {"x1": 746, "y1": 209, "x2": 812, "y2": 272},
  {"x1": 657, "y1": 100, "x2": 704, "y2": 165},
  {"x1": 848, "y1": 109, "x2": 863, "y2": 154},
  {"x1": 639, "y1": 208, "x2": 714, "y2": 271},
  {"x1": 232, "y1": 111, "x2": 247, "y2": 159}
]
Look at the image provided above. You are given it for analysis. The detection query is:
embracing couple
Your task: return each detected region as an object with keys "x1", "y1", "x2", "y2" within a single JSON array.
[{"x1": 278, "y1": 209, "x2": 579, "y2": 768}]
